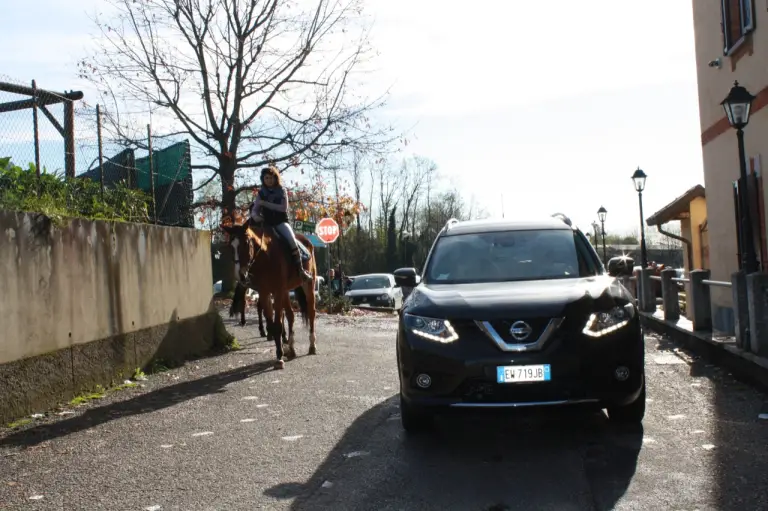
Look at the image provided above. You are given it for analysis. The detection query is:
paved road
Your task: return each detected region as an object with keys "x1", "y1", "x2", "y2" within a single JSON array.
[{"x1": 1, "y1": 310, "x2": 767, "y2": 511}]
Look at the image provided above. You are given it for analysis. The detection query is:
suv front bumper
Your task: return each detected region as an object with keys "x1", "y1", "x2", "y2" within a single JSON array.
[{"x1": 397, "y1": 319, "x2": 645, "y2": 410}]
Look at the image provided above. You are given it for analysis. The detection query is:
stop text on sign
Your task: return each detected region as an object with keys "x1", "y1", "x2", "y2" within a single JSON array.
[{"x1": 315, "y1": 217, "x2": 340, "y2": 243}]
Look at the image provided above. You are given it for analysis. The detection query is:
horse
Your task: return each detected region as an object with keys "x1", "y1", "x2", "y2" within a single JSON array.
[{"x1": 222, "y1": 221, "x2": 318, "y2": 369}]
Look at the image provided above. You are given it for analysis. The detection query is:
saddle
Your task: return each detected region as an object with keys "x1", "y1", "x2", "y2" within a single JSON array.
[{"x1": 249, "y1": 220, "x2": 311, "y2": 263}]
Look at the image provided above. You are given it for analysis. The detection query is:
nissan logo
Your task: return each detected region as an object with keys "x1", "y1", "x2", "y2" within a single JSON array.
[{"x1": 509, "y1": 321, "x2": 533, "y2": 341}]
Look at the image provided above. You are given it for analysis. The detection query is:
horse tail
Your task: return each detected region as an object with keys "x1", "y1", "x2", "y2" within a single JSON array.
[
  {"x1": 229, "y1": 283, "x2": 246, "y2": 317},
  {"x1": 293, "y1": 286, "x2": 310, "y2": 327}
]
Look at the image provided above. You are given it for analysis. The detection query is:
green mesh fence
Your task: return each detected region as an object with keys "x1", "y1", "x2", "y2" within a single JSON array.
[
  {"x1": 78, "y1": 138, "x2": 194, "y2": 228},
  {"x1": 135, "y1": 141, "x2": 191, "y2": 188}
]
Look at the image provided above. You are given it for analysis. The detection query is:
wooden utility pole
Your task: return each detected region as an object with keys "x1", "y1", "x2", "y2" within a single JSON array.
[
  {"x1": 147, "y1": 124, "x2": 156, "y2": 223},
  {"x1": 97, "y1": 105, "x2": 104, "y2": 199},
  {"x1": 63, "y1": 96, "x2": 75, "y2": 178}
]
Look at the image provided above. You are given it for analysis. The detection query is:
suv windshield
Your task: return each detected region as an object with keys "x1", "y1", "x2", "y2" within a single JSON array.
[
  {"x1": 425, "y1": 229, "x2": 600, "y2": 284},
  {"x1": 349, "y1": 276, "x2": 392, "y2": 290}
]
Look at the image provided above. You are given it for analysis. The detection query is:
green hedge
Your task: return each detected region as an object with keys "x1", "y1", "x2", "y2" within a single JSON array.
[{"x1": 0, "y1": 157, "x2": 151, "y2": 224}]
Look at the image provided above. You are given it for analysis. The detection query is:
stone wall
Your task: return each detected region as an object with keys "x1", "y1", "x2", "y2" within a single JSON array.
[{"x1": 0, "y1": 211, "x2": 217, "y2": 423}]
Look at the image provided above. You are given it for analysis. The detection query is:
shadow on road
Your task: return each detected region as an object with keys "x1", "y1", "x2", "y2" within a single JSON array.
[
  {"x1": 266, "y1": 397, "x2": 642, "y2": 511},
  {"x1": 0, "y1": 360, "x2": 275, "y2": 450},
  {"x1": 654, "y1": 336, "x2": 768, "y2": 511}
]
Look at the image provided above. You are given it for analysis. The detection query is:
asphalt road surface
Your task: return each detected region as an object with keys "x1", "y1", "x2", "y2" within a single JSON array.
[{"x1": 1, "y1": 310, "x2": 768, "y2": 511}]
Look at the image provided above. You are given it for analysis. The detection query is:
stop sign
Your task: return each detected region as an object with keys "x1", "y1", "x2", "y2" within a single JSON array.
[{"x1": 315, "y1": 217, "x2": 340, "y2": 244}]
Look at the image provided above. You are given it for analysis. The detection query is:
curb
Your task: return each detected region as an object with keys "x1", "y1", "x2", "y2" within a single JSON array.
[{"x1": 640, "y1": 312, "x2": 768, "y2": 394}]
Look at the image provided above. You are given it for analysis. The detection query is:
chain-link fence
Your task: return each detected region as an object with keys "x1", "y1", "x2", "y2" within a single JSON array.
[
  {"x1": 0, "y1": 74, "x2": 194, "y2": 228},
  {"x1": 0, "y1": 74, "x2": 81, "y2": 177},
  {"x1": 75, "y1": 104, "x2": 194, "y2": 227}
]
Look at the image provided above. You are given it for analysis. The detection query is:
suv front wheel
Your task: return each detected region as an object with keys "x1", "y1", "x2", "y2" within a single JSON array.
[{"x1": 606, "y1": 379, "x2": 646, "y2": 424}]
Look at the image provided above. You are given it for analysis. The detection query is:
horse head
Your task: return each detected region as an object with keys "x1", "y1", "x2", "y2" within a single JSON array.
[
  {"x1": 221, "y1": 223, "x2": 253, "y2": 283},
  {"x1": 222, "y1": 222, "x2": 275, "y2": 283}
]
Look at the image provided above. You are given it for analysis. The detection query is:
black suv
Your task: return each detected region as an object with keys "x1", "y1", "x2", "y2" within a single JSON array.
[{"x1": 395, "y1": 214, "x2": 645, "y2": 432}]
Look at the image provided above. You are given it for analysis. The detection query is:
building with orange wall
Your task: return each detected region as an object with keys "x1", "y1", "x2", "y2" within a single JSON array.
[{"x1": 691, "y1": 0, "x2": 768, "y2": 332}]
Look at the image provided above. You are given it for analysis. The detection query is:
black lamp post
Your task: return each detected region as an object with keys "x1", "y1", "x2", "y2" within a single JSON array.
[
  {"x1": 721, "y1": 80, "x2": 759, "y2": 273},
  {"x1": 597, "y1": 206, "x2": 607, "y2": 264},
  {"x1": 632, "y1": 168, "x2": 649, "y2": 268}
]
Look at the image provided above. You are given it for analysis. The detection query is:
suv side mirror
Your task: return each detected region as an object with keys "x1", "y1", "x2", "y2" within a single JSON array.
[
  {"x1": 394, "y1": 267, "x2": 419, "y2": 288},
  {"x1": 606, "y1": 256, "x2": 634, "y2": 277}
]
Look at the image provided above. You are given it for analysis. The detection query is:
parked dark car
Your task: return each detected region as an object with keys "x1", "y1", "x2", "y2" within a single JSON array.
[{"x1": 395, "y1": 215, "x2": 645, "y2": 432}]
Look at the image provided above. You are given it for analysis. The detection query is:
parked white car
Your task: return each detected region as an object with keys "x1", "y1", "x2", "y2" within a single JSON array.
[{"x1": 344, "y1": 273, "x2": 403, "y2": 310}]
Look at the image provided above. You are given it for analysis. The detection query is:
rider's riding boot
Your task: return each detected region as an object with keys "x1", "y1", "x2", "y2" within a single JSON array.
[{"x1": 292, "y1": 248, "x2": 313, "y2": 282}]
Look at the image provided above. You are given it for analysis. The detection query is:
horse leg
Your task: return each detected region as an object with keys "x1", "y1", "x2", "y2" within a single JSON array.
[
  {"x1": 306, "y1": 280, "x2": 318, "y2": 355},
  {"x1": 230, "y1": 283, "x2": 247, "y2": 327},
  {"x1": 271, "y1": 298, "x2": 285, "y2": 370},
  {"x1": 284, "y1": 293, "x2": 296, "y2": 360},
  {"x1": 261, "y1": 293, "x2": 283, "y2": 369},
  {"x1": 240, "y1": 289, "x2": 247, "y2": 327},
  {"x1": 257, "y1": 298, "x2": 266, "y2": 337}
]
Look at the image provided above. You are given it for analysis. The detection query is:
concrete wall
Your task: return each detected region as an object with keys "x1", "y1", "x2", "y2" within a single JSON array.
[
  {"x1": 692, "y1": 1, "x2": 768, "y2": 333},
  {"x1": 0, "y1": 211, "x2": 218, "y2": 423}
]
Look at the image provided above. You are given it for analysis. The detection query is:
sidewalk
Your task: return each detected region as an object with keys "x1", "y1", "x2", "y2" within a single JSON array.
[{"x1": 640, "y1": 309, "x2": 768, "y2": 393}]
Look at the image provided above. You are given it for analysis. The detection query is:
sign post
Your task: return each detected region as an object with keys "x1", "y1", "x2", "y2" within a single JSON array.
[{"x1": 316, "y1": 218, "x2": 340, "y2": 307}]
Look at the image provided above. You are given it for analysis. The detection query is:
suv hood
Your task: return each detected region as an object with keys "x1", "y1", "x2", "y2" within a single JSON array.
[{"x1": 406, "y1": 276, "x2": 623, "y2": 320}]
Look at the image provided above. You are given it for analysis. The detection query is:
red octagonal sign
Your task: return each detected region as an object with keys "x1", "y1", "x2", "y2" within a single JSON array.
[{"x1": 315, "y1": 217, "x2": 340, "y2": 244}]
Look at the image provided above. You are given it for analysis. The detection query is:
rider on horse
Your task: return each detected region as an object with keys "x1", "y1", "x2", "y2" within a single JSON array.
[{"x1": 249, "y1": 166, "x2": 313, "y2": 282}]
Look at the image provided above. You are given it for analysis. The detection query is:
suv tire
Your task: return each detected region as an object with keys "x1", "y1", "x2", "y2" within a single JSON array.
[
  {"x1": 607, "y1": 379, "x2": 646, "y2": 424},
  {"x1": 400, "y1": 394, "x2": 433, "y2": 433}
]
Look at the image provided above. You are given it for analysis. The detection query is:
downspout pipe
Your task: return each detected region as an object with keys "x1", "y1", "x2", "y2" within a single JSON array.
[{"x1": 657, "y1": 223, "x2": 693, "y2": 271}]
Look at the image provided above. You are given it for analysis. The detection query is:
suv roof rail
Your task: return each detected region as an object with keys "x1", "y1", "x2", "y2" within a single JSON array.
[
  {"x1": 551, "y1": 213, "x2": 573, "y2": 227},
  {"x1": 444, "y1": 218, "x2": 460, "y2": 230}
]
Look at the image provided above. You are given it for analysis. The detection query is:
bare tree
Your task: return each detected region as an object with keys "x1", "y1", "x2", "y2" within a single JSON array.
[
  {"x1": 397, "y1": 155, "x2": 435, "y2": 240},
  {"x1": 348, "y1": 149, "x2": 365, "y2": 231},
  {"x1": 79, "y1": 0, "x2": 394, "y2": 219},
  {"x1": 374, "y1": 159, "x2": 400, "y2": 241}
]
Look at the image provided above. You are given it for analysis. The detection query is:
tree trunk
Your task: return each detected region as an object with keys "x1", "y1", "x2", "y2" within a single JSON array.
[
  {"x1": 386, "y1": 207, "x2": 398, "y2": 270},
  {"x1": 219, "y1": 161, "x2": 237, "y2": 293}
]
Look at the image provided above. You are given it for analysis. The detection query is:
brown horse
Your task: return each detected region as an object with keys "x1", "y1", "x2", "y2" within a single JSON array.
[{"x1": 223, "y1": 222, "x2": 317, "y2": 369}]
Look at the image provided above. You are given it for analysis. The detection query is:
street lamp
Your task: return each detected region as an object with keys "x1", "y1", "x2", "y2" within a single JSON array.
[
  {"x1": 721, "y1": 80, "x2": 759, "y2": 273},
  {"x1": 597, "y1": 206, "x2": 607, "y2": 264},
  {"x1": 632, "y1": 167, "x2": 649, "y2": 268}
]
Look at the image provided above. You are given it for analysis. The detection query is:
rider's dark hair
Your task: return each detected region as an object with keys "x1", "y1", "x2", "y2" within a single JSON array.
[{"x1": 260, "y1": 165, "x2": 282, "y2": 187}]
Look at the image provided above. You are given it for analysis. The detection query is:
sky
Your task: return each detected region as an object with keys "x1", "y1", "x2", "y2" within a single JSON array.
[{"x1": 0, "y1": 0, "x2": 704, "y2": 236}]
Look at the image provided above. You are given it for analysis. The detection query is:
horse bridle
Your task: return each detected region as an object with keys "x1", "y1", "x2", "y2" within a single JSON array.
[{"x1": 237, "y1": 226, "x2": 267, "y2": 286}]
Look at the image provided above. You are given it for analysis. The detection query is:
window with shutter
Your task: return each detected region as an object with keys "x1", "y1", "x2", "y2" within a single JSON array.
[{"x1": 721, "y1": 0, "x2": 756, "y2": 54}]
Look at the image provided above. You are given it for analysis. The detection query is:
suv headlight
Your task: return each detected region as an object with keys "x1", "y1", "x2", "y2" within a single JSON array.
[
  {"x1": 380, "y1": 294, "x2": 389, "y2": 300},
  {"x1": 404, "y1": 313, "x2": 459, "y2": 343},
  {"x1": 582, "y1": 303, "x2": 635, "y2": 338}
]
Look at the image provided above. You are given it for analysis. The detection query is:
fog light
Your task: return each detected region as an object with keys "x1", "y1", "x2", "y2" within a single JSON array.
[
  {"x1": 614, "y1": 366, "x2": 630, "y2": 381},
  {"x1": 415, "y1": 373, "x2": 432, "y2": 389}
]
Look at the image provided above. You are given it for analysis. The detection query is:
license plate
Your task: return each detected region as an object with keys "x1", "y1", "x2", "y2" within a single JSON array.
[{"x1": 496, "y1": 364, "x2": 551, "y2": 383}]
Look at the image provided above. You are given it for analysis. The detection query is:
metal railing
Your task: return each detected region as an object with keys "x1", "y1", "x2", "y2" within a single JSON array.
[
  {"x1": 629, "y1": 268, "x2": 734, "y2": 334},
  {"x1": 702, "y1": 279, "x2": 732, "y2": 288}
]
